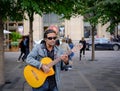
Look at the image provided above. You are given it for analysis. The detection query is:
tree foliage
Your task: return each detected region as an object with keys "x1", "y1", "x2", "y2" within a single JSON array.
[
  {"x1": 97, "y1": 0, "x2": 120, "y2": 32},
  {"x1": 17, "y1": 0, "x2": 76, "y2": 50},
  {"x1": 0, "y1": 0, "x2": 24, "y2": 85},
  {"x1": 68, "y1": 0, "x2": 120, "y2": 61},
  {"x1": 72, "y1": 0, "x2": 120, "y2": 33},
  {"x1": 0, "y1": 0, "x2": 23, "y2": 21}
]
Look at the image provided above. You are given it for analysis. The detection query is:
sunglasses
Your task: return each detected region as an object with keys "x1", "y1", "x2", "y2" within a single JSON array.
[{"x1": 47, "y1": 37, "x2": 57, "y2": 40}]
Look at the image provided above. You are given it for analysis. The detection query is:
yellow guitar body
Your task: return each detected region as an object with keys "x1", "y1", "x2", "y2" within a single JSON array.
[
  {"x1": 24, "y1": 44, "x2": 82, "y2": 88},
  {"x1": 24, "y1": 57, "x2": 55, "y2": 88}
]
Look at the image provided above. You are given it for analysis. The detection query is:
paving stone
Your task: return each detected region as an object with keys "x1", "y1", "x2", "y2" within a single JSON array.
[{"x1": 1, "y1": 51, "x2": 120, "y2": 91}]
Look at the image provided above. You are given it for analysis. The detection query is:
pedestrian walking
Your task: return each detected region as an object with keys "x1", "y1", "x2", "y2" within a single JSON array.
[
  {"x1": 79, "y1": 37, "x2": 86, "y2": 60},
  {"x1": 16, "y1": 36, "x2": 26, "y2": 62},
  {"x1": 22, "y1": 35, "x2": 29, "y2": 62}
]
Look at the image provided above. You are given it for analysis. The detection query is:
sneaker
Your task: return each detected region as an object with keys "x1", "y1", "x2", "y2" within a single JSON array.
[
  {"x1": 68, "y1": 66, "x2": 72, "y2": 70},
  {"x1": 22, "y1": 61, "x2": 25, "y2": 63},
  {"x1": 16, "y1": 60, "x2": 21, "y2": 62}
]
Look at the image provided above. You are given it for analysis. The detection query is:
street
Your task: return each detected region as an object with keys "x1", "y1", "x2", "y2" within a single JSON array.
[
  {"x1": 61, "y1": 51, "x2": 120, "y2": 91},
  {"x1": 2, "y1": 50, "x2": 120, "y2": 91}
]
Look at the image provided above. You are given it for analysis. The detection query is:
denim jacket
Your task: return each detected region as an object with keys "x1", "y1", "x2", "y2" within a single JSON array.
[{"x1": 26, "y1": 43, "x2": 64, "y2": 89}]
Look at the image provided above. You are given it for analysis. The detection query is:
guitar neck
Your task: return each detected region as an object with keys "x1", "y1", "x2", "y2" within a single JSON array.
[
  {"x1": 47, "y1": 50, "x2": 72, "y2": 68},
  {"x1": 47, "y1": 57, "x2": 61, "y2": 68},
  {"x1": 47, "y1": 44, "x2": 82, "y2": 68}
]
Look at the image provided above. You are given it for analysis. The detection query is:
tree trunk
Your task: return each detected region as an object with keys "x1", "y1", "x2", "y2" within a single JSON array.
[
  {"x1": 0, "y1": 17, "x2": 5, "y2": 85},
  {"x1": 91, "y1": 25, "x2": 96, "y2": 61},
  {"x1": 29, "y1": 16, "x2": 33, "y2": 51}
]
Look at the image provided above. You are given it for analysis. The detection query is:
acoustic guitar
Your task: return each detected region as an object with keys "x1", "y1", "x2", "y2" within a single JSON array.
[{"x1": 24, "y1": 44, "x2": 82, "y2": 88}]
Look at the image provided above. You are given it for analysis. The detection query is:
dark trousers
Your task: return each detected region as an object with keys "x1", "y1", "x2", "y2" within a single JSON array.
[
  {"x1": 18, "y1": 52, "x2": 25, "y2": 61},
  {"x1": 61, "y1": 61, "x2": 70, "y2": 71},
  {"x1": 22, "y1": 48, "x2": 29, "y2": 61},
  {"x1": 79, "y1": 48, "x2": 86, "y2": 60}
]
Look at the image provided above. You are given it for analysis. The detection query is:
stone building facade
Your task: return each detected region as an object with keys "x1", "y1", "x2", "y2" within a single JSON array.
[{"x1": 23, "y1": 14, "x2": 112, "y2": 43}]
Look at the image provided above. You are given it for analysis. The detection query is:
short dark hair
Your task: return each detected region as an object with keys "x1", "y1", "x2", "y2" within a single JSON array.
[{"x1": 44, "y1": 29, "x2": 56, "y2": 38}]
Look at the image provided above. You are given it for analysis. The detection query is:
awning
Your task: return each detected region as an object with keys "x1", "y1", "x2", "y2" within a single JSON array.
[{"x1": 4, "y1": 30, "x2": 11, "y2": 34}]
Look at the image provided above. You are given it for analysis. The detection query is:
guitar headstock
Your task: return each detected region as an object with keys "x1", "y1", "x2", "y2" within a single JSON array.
[{"x1": 71, "y1": 43, "x2": 83, "y2": 53}]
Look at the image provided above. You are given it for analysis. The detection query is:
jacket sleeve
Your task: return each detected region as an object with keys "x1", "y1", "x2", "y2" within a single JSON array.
[{"x1": 26, "y1": 44, "x2": 43, "y2": 69}]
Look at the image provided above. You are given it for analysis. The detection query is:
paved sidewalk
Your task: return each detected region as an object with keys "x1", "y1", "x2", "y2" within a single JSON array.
[{"x1": 2, "y1": 51, "x2": 120, "y2": 91}]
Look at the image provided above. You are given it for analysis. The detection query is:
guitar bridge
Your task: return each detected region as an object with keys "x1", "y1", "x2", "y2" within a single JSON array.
[{"x1": 31, "y1": 70, "x2": 39, "y2": 81}]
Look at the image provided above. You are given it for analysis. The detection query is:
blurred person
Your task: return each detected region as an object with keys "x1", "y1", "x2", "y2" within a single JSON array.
[
  {"x1": 55, "y1": 39, "x2": 60, "y2": 46},
  {"x1": 65, "y1": 35, "x2": 70, "y2": 43},
  {"x1": 22, "y1": 35, "x2": 29, "y2": 62},
  {"x1": 59, "y1": 38, "x2": 70, "y2": 71},
  {"x1": 47, "y1": 25, "x2": 59, "y2": 34},
  {"x1": 26, "y1": 29, "x2": 69, "y2": 91},
  {"x1": 16, "y1": 36, "x2": 26, "y2": 62},
  {"x1": 68, "y1": 38, "x2": 74, "y2": 69},
  {"x1": 79, "y1": 37, "x2": 86, "y2": 60}
]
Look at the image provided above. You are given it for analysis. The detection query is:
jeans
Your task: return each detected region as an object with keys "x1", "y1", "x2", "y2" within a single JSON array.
[
  {"x1": 18, "y1": 52, "x2": 25, "y2": 60},
  {"x1": 32, "y1": 80, "x2": 58, "y2": 91}
]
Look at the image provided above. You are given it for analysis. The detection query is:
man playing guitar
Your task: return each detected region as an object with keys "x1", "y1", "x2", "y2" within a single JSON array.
[{"x1": 25, "y1": 29, "x2": 69, "y2": 91}]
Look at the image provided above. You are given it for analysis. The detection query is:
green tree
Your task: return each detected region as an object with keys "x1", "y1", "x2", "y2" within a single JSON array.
[
  {"x1": 97, "y1": 0, "x2": 120, "y2": 34},
  {"x1": 19, "y1": 0, "x2": 75, "y2": 50},
  {"x1": 70, "y1": 0, "x2": 120, "y2": 61},
  {"x1": 0, "y1": 0, "x2": 74, "y2": 85},
  {"x1": 19, "y1": 0, "x2": 41, "y2": 50},
  {"x1": 68, "y1": 0, "x2": 100, "y2": 61},
  {"x1": 0, "y1": 0, "x2": 23, "y2": 85},
  {"x1": 19, "y1": 0, "x2": 53, "y2": 50}
]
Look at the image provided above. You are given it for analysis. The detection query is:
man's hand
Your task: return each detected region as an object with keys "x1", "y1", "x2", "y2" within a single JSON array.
[
  {"x1": 61, "y1": 54, "x2": 69, "y2": 64},
  {"x1": 41, "y1": 64, "x2": 50, "y2": 73}
]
